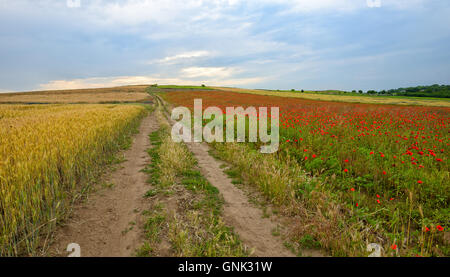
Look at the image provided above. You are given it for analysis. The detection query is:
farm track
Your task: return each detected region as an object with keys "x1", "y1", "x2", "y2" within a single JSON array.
[
  {"x1": 49, "y1": 113, "x2": 159, "y2": 257},
  {"x1": 185, "y1": 141, "x2": 295, "y2": 257},
  {"x1": 49, "y1": 96, "x2": 298, "y2": 257},
  {"x1": 156, "y1": 96, "x2": 296, "y2": 257}
]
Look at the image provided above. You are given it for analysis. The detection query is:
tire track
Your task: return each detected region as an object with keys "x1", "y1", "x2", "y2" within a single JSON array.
[
  {"x1": 49, "y1": 113, "x2": 158, "y2": 257},
  {"x1": 157, "y1": 95, "x2": 295, "y2": 257}
]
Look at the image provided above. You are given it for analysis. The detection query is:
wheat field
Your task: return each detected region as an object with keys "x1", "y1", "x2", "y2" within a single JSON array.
[
  {"x1": 0, "y1": 104, "x2": 147, "y2": 256},
  {"x1": 0, "y1": 86, "x2": 152, "y2": 104}
]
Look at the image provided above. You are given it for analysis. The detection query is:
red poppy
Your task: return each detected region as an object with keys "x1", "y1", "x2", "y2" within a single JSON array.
[
  {"x1": 391, "y1": 244, "x2": 397, "y2": 250},
  {"x1": 437, "y1": 225, "x2": 444, "y2": 231},
  {"x1": 417, "y1": 180, "x2": 423, "y2": 184},
  {"x1": 344, "y1": 159, "x2": 349, "y2": 163},
  {"x1": 343, "y1": 169, "x2": 348, "y2": 173},
  {"x1": 355, "y1": 203, "x2": 359, "y2": 207},
  {"x1": 350, "y1": 188, "x2": 355, "y2": 192}
]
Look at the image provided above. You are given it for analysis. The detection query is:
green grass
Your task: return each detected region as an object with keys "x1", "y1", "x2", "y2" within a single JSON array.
[
  {"x1": 157, "y1": 85, "x2": 214, "y2": 90},
  {"x1": 209, "y1": 140, "x2": 449, "y2": 257},
  {"x1": 136, "y1": 207, "x2": 166, "y2": 256},
  {"x1": 245, "y1": 88, "x2": 450, "y2": 101},
  {"x1": 137, "y1": 105, "x2": 248, "y2": 257}
]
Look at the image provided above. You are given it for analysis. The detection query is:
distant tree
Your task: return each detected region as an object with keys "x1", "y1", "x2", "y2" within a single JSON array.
[
  {"x1": 352, "y1": 90, "x2": 356, "y2": 93},
  {"x1": 384, "y1": 84, "x2": 450, "y2": 98},
  {"x1": 301, "y1": 89, "x2": 304, "y2": 93},
  {"x1": 201, "y1": 84, "x2": 206, "y2": 87},
  {"x1": 291, "y1": 89, "x2": 295, "y2": 92},
  {"x1": 367, "y1": 90, "x2": 378, "y2": 94},
  {"x1": 358, "y1": 90, "x2": 363, "y2": 94}
]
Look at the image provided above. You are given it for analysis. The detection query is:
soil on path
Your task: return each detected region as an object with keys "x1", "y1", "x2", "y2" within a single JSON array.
[
  {"x1": 158, "y1": 95, "x2": 296, "y2": 257},
  {"x1": 49, "y1": 114, "x2": 158, "y2": 257},
  {"x1": 50, "y1": 96, "x2": 319, "y2": 257},
  {"x1": 185, "y1": 141, "x2": 296, "y2": 257}
]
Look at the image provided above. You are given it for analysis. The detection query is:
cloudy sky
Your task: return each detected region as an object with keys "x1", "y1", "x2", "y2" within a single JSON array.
[{"x1": 0, "y1": 0, "x2": 449, "y2": 92}]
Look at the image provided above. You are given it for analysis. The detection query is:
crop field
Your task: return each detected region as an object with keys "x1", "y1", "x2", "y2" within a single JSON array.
[
  {"x1": 0, "y1": 85, "x2": 447, "y2": 258},
  {"x1": 0, "y1": 86, "x2": 152, "y2": 104},
  {"x1": 213, "y1": 87, "x2": 450, "y2": 108},
  {"x1": 161, "y1": 89, "x2": 449, "y2": 256},
  {"x1": 0, "y1": 104, "x2": 147, "y2": 256}
]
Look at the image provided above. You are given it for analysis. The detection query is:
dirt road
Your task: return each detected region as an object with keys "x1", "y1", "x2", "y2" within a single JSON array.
[
  {"x1": 49, "y1": 114, "x2": 158, "y2": 257},
  {"x1": 50, "y1": 99, "x2": 302, "y2": 257},
  {"x1": 186, "y1": 141, "x2": 295, "y2": 257},
  {"x1": 159, "y1": 95, "x2": 295, "y2": 257}
]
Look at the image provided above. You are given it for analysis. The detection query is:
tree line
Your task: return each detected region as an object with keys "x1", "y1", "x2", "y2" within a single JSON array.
[{"x1": 362, "y1": 84, "x2": 450, "y2": 98}]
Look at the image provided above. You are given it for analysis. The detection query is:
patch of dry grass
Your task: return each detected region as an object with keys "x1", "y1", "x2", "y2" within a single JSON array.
[
  {"x1": 138, "y1": 103, "x2": 248, "y2": 257},
  {"x1": 210, "y1": 142, "x2": 381, "y2": 256},
  {"x1": 0, "y1": 85, "x2": 152, "y2": 104}
]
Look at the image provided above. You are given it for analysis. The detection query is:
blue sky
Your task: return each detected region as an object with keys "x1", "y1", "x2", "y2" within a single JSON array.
[{"x1": 0, "y1": 0, "x2": 449, "y2": 92}]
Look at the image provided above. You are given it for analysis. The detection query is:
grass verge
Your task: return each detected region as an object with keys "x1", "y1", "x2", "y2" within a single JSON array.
[
  {"x1": 137, "y1": 105, "x2": 248, "y2": 257},
  {"x1": 209, "y1": 142, "x2": 448, "y2": 257}
]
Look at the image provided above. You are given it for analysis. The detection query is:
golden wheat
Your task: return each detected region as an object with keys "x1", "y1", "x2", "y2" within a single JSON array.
[
  {"x1": 0, "y1": 104, "x2": 146, "y2": 256},
  {"x1": 0, "y1": 85, "x2": 152, "y2": 104}
]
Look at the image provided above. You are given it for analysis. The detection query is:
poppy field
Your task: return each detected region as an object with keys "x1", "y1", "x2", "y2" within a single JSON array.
[{"x1": 162, "y1": 89, "x2": 449, "y2": 256}]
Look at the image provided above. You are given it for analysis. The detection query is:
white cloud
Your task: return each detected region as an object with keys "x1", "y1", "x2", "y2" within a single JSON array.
[
  {"x1": 39, "y1": 79, "x2": 115, "y2": 90},
  {"x1": 93, "y1": 0, "x2": 421, "y2": 26},
  {"x1": 367, "y1": 0, "x2": 381, "y2": 8},
  {"x1": 283, "y1": 0, "x2": 364, "y2": 13},
  {"x1": 1, "y1": 0, "x2": 440, "y2": 92},
  {"x1": 258, "y1": 0, "x2": 425, "y2": 14},
  {"x1": 153, "y1": 51, "x2": 212, "y2": 64},
  {"x1": 181, "y1": 67, "x2": 235, "y2": 78},
  {"x1": 1, "y1": 0, "x2": 428, "y2": 29},
  {"x1": 66, "y1": 0, "x2": 81, "y2": 8},
  {"x1": 37, "y1": 73, "x2": 266, "y2": 91},
  {"x1": 61, "y1": 0, "x2": 423, "y2": 28},
  {"x1": 87, "y1": 0, "x2": 241, "y2": 26}
]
